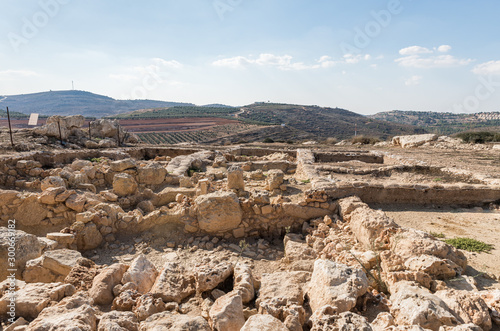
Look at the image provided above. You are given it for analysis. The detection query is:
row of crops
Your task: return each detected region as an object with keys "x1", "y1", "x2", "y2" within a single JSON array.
[{"x1": 136, "y1": 124, "x2": 255, "y2": 145}]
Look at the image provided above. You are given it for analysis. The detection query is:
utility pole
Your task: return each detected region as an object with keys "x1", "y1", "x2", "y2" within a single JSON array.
[{"x1": 6, "y1": 107, "x2": 14, "y2": 148}]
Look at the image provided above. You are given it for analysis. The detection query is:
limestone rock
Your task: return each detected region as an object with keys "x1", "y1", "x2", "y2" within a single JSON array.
[
  {"x1": 266, "y1": 169, "x2": 285, "y2": 191},
  {"x1": 405, "y1": 254, "x2": 462, "y2": 280},
  {"x1": 13, "y1": 195, "x2": 49, "y2": 227},
  {"x1": 256, "y1": 271, "x2": 309, "y2": 324},
  {"x1": 195, "y1": 262, "x2": 234, "y2": 293},
  {"x1": 284, "y1": 233, "x2": 317, "y2": 271},
  {"x1": 150, "y1": 262, "x2": 195, "y2": 303},
  {"x1": 71, "y1": 159, "x2": 92, "y2": 171},
  {"x1": 234, "y1": 262, "x2": 255, "y2": 303},
  {"x1": 98, "y1": 311, "x2": 139, "y2": 331},
  {"x1": 27, "y1": 293, "x2": 97, "y2": 330},
  {"x1": 113, "y1": 173, "x2": 138, "y2": 197},
  {"x1": 309, "y1": 307, "x2": 373, "y2": 331},
  {"x1": 91, "y1": 119, "x2": 122, "y2": 138},
  {"x1": 227, "y1": 166, "x2": 245, "y2": 190},
  {"x1": 480, "y1": 289, "x2": 500, "y2": 326},
  {"x1": 47, "y1": 115, "x2": 85, "y2": 129},
  {"x1": 138, "y1": 162, "x2": 167, "y2": 185},
  {"x1": 392, "y1": 134, "x2": 438, "y2": 148},
  {"x1": 41, "y1": 176, "x2": 66, "y2": 191},
  {"x1": 435, "y1": 289, "x2": 492, "y2": 331},
  {"x1": 139, "y1": 312, "x2": 210, "y2": 330},
  {"x1": 241, "y1": 314, "x2": 289, "y2": 331},
  {"x1": 122, "y1": 255, "x2": 158, "y2": 294},
  {"x1": 72, "y1": 222, "x2": 103, "y2": 250},
  {"x1": 89, "y1": 263, "x2": 129, "y2": 305},
  {"x1": 195, "y1": 191, "x2": 242, "y2": 233},
  {"x1": 23, "y1": 249, "x2": 82, "y2": 283},
  {"x1": 209, "y1": 293, "x2": 246, "y2": 331},
  {"x1": 390, "y1": 281, "x2": 459, "y2": 331},
  {"x1": 307, "y1": 259, "x2": 369, "y2": 313},
  {"x1": 0, "y1": 282, "x2": 75, "y2": 320},
  {"x1": 134, "y1": 293, "x2": 166, "y2": 321},
  {"x1": 38, "y1": 186, "x2": 66, "y2": 205},
  {"x1": 0, "y1": 227, "x2": 42, "y2": 280}
]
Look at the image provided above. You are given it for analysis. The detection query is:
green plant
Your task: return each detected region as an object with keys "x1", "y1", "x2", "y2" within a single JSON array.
[
  {"x1": 455, "y1": 131, "x2": 500, "y2": 144},
  {"x1": 433, "y1": 178, "x2": 443, "y2": 182},
  {"x1": 444, "y1": 237, "x2": 493, "y2": 253},
  {"x1": 301, "y1": 179, "x2": 311, "y2": 184},
  {"x1": 285, "y1": 226, "x2": 291, "y2": 235},
  {"x1": 88, "y1": 157, "x2": 103, "y2": 163},
  {"x1": 188, "y1": 166, "x2": 201, "y2": 177},
  {"x1": 263, "y1": 137, "x2": 274, "y2": 143},
  {"x1": 430, "y1": 231, "x2": 445, "y2": 238},
  {"x1": 238, "y1": 239, "x2": 249, "y2": 257},
  {"x1": 351, "y1": 135, "x2": 381, "y2": 145}
]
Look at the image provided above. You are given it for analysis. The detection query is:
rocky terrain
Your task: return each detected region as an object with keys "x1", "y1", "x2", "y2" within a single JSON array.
[{"x1": 0, "y1": 117, "x2": 499, "y2": 330}]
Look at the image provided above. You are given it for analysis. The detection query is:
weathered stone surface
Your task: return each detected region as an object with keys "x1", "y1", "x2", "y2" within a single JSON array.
[
  {"x1": 65, "y1": 193, "x2": 87, "y2": 212},
  {"x1": 112, "y1": 289, "x2": 140, "y2": 311},
  {"x1": 0, "y1": 227, "x2": 42, "y2": 280},
  {"x1": 480, "y1": 289, "x2": 500, "y2": 326},
  {"x1": 256, "y1": 271, "x2": 309, "y2": 324},
  {"x1": 307, "y1": 259, "x2": 369, "y2": 313},
  {"x1": 266, "y1": 169, "x2": 285, "y2": 191},
  {"x1": 98, "y1": 311, "x2": 139, "y2": 331},
  {"x1": 71, "y1": 159, "x2": 92, "y2": 171},
  {"x1": 435, "y1": 289, "x2": 492, "y2": 331},
  {"x1": 405, "y1": 254, "x2": 462, "y2": 280},
  {"x1": 227, "y1": 166, "x2": 245, "y2": 190},
  {"x1": 72, "y1": 222, "x2": 103, "y2": 250},
  {"x1": 195, "y1": 262, "x2": 234, "y2": 293},
  {"x1": 134, "y1": 293, "x2": 166, "y2": 321},
  {"x1": 284, "y1": 233, "x2": 317, "y2": 271},
  {"x1": 13, "y1": 195, "x2": 49, "y2": 227},
  {"x1": 138, "y1": 162, "x2": 167, "y2": 185},
  {"x1": 23, "y1": 249, "x2": 82, "y2": 283},
  {"x1": 233, "y1": 262, "x2": 255, "y2": 304},
  {"x1": 195, "y1": 191, "x2": 243, "y2": 233},
  {"x1": 46, "y1": 115, "x2": 85, "y2": 129},
  {"x1": 209, "y1": 293, "x2": 246, "y2": 331},
  {"x1": 0, "y1": 282, "x2": 75, "y2": 320},
  {"x1": 89, "y1": 263, "x2": 128, "y2": 305},
  {"x1": 241, "y1": 314, "x2": 289, "y2": 331},
  {"x1": 113, "y1": 173, "x2": 138, "y2": 197},
  {"x1": 27, "y1": 293, "x2": 97, "y2": 330},
  {"x1": 392, "y1": 134, "x2": 438, "y2": 148},
  {"x1": 309, "y1": 307, "x2": 373, "y2": 331},
  {"x1": 38, "y1": 186, "x2": 66, "y2": 205},
  {"x1": 40, "y1": 176, "x2": 66, "y2": 191},
  {"x1": 139, "y1": 312, "x2": 211, "y2": 330},
  {"x1": 390, "y1": 281, "x2": 459, "y2": 331},
  {"x1": 150, "y1": 262, "x2": 195, "y2": 303},
  {"x1": 122, "y1": 254, "x2": 158, "y2": 294}
]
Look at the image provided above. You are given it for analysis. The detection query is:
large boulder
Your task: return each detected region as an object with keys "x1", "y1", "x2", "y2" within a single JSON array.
[
  {"x1": 0, "y1": 282, "x2": 75, "y2": 320},
  {"x1": 306, "y1": 260, "x2": 369, "y2": 313},
  {"x1": 195, "y1": 191, "x2": 242, "y2": 233},
  {"x1": 150, "y1": 262, "x2": 195, "y2": 304},
  {"x1": 390, "y1": 281, "x2": 459, "y2": 331},
  {"x1": 0, "y1": 227, "x2": 42, "y2": 280},
  {"x1": 71, "y1": 221, "x2": 103, "y2": 250},
  {"x1": 392, "y1": 134, "x2": 438, "y2": 148},
  {"x1": 27, "y1": 293, "x2": 97, "y2": 330},
  {"x1": 113, "y1": 173, "x2": 138, "y2": 197},
  {"x1": 91, "y1": 119, "x2": 122, "y2": 138},
  {"x1": 139, "y1": 312, "x2": 210, "y2": 330},
  {"x1": 89, "y1": 263, "x2": 129, "y2": 305},
  {"x1": 137, "y1": 162, "x2": 167, "y2": 185},
  {"x1": 12, "y1": 195, "x2": 49, "y2": 227},
  {"x1": 122, "y1": 255, "x2": 158, "y2": 294},
  {"x1": 23, "y1": 249, "x2": 82, "y2": 283},
  {"x1": 110, "y1": 158, "x2": 137, "y2": 172},
  {"x1": 194, "y1": 262, "x2": 233, "y2": 293},
  {"x1": 209, "y1": 293, "x2": 246, "y2": 331},
  {"x1": 266, "y1": 169, "x2": 285, "y2": 191},
  {"x1": 47, "y1": 115, "x2": 85, "y2": 129},
  {"x1": 233, "y1": 262, "x2": 255, "y2": 304},
  {"x1": 309, "y1": 308, "x2": 373, "y2": 331}
]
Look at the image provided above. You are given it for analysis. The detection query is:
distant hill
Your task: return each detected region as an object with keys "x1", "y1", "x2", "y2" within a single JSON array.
[
  {"x1": 0, "y1": 90, "x2": 195, "y2": 118},
  {"x1": 235, "y1": 103, "x2": 424, "y2": 140},
  {"x1": 370, "y1": 110, "x2": 500, "y2": 135},
  {"x1": 111, "y1": 106, "x2": 240, "y2": 119}
]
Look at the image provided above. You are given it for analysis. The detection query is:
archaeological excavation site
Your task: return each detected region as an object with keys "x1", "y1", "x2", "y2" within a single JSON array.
[{"x1": 1, "y1": 118, "x2": 500, "y2": 331}]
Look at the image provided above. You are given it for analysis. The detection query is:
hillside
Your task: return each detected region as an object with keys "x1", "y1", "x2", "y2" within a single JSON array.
[
  {"x1": 0, "y1": 90, "x2": 195, "y2": 118},
  {"x1": 235, "y1": 103, "x2": 424, "y2": 140},
  {"x1": 371, "y1": 110, "x2": 500, "y2": 135},
  {"x1": 111, "y1": 106, "x2": 240, "y2": 119}
]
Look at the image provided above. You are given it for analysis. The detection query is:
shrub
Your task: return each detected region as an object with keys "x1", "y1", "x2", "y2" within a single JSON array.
[
  {"x1": 351, "y1": 135, "x2": 381, "y2": 145},
  {"x1": 444, "y1": 237, "x2": 493, "y2": 253},
  {"x1": 325, "y1": 137, "x2": 338, "y2": 145},
  {"x1": 455, "y1": 131, "x2": 500, "y2": 144},
  {"x1": 263, "y1": 138, "x2": 274, "y2": 143}
]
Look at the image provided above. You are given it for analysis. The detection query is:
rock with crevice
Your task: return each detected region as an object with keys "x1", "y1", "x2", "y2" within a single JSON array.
[
  {"x1": 150, "y1": 262, "x2": 195, "y2": 303},
  {"x1": 122, "y1": 254, "x2": 158, "y2": 294}
]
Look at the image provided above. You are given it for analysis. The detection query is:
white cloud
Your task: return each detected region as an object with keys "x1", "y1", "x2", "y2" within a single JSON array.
[
  {"x1": 151, "y1": 58, "x2": 183, "y2": 69},
  {"x1": 212, "y1": 53, "x2": 371, "y2": 70},
  {"x1": 395, "y1": 45, "x2": 472, "y2": 68},
  {"x1": 472, "y1": 60, "x2": 500, "y2": 75},
  {"x1": 0, "y1": 70, "x2": 38, "y2": 77},
  {"x1": 396, "y1": 54, "x2": 473, "y2": 68},
  {"x1": 405, "y1": 75, "x2": 422, "y2": 86},
  {"x1": 110, "y1": 58, "x2": 183, "y2": 81},
  {"x1": 437, "y1": 45, "x2": 452, "y2": 53},
  {"x1": 399, "y1": 46, "x2": 433, "y2": 56}
]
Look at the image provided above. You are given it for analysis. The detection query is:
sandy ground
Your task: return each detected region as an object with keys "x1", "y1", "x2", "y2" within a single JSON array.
[{"x1": 382, "y1": 206, "x2": 500, "y2": 290}]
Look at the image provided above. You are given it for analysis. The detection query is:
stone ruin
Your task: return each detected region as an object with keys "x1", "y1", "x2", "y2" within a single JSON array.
[{"x1": 0, "y1": 143, "x2": 499, "y2": 330}]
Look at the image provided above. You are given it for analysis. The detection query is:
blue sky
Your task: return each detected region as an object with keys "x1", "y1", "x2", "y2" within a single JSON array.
[{"x1": 1, "y1": 0, "x2": 500, "y2": 114}]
